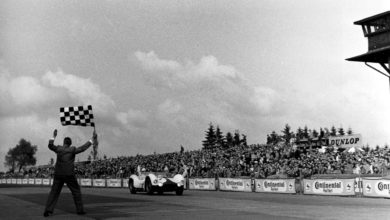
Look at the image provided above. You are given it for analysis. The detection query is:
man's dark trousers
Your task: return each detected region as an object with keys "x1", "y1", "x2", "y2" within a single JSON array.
[{"x1": 45, "y1": 175, "x2": 84, "y2": 213}]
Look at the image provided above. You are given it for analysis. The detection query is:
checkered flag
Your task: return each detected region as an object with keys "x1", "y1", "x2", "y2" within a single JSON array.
[{"x1": 59, "y1": 105, "x2": 95, "y2": 127}]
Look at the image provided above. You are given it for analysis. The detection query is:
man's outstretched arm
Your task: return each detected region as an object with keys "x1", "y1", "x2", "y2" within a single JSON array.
[
  {"x1": 75, "y1": 130, "x2": 97, "y2": 154},
  {"x1": 48, "y1": 129, "x2": 58, "y2": 152}
]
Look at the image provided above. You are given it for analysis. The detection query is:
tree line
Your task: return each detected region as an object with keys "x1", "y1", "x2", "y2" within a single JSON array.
[
  {"x1": 266, "y1": 124, "x2": 354, "y2": 145},
  {"x1": 202, "y1": 123, "x2": 247, "y2": 150}
]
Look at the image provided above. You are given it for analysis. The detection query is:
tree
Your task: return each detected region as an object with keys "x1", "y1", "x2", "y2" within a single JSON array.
[
  {"x1": 312, "y1": 129, "x2": 319, "y2": 138},
  {"x1": 347, "y1": 127, "x2": 353, "y2": 135},
  {"x1": 296, "y1": 127, "x2": 303, "y2": 140},
  {"x1": 268, "y1": 131, "x2": 281, "y2": 145},
  {"x1": 4, "y1": 139, "x2": 37, "y2": 172},
  {"x1": 319, "y1": 128, "x2": 325, "y2": 138},
  {"x1": 266, "y1": 134, "x2": 272, "y2": 144},
  {"x1": 202, "y1": 123, "x2": 216, "y2": 149},
  {"x1": 233, "y1": 130, "x2": 241, "y2": 146},
  {"x1": 303, "y1": 126, "x2": 309, "y2": 138},
  {"x1": 338, "y1": 127, "x2": 345, "y2": 136},
  {"x1": 281, "y1": 124, "x2": 294, "y2": 145},
  {"x1": 330, "y1": 126, "x2": 337, "y2": 136},
  {"x1": 215, "y1": 126, "x2": 225, "y2": 148},
  {"x1": 241, "y1": 134, "x2": 247, "y2": 146},
  {"x1": 225, "y1": 132, "x2": 234, "y2": 148},
  {"x1": 324, "y1": 127, "x2": 330, "y2": 136},
  {"x1": 49, "y1": 158, "x2": 55, "y2": 166}
]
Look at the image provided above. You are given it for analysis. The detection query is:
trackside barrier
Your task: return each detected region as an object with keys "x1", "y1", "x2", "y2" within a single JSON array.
[
  {"x1": 255, "y1": 179, "x2": 296, "y2": 194},
  {"x1": 93, "y1": 179, "x2": 106, "y2": 187},
  {"x1": 1, "y1": 176, "x2": 389, "y2": 199},
  {"x1": 28, "y1": 178, "x2": 35, "y2": 185},
  {"x1": 189, "y1": 178, "x2": 216, "y2": 191},
  {"x1": 80, "y1": 178, "x2": 92, "y2": 187},
  {"x1": 43, "y1": 179, "x2": 50, "y2": 186},
  {"x1": 303, "y1": 178, "x2": 355, "y2": 196},
  {"x1": 107, "y1": 179, "x2": 122, "y2": 188},
  {"x1": 123, "y1": 179, "x2": 129, "y2": 188},
  {"x1": 35, "y1": 178, "x2": 42, "y2": 185},
  {"x1": 219, "y1": 178, "x2": 252, "y2": 192},
  {"x1": 361, "y1": 177, "x2": 390, "y2": 198}
]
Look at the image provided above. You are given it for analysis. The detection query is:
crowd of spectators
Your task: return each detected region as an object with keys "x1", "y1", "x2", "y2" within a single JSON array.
[{"x1": 2, "y1": 144, "x2": 390, "y2": 180}]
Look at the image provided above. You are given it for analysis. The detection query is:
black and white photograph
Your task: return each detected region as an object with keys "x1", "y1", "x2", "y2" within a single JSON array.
[{"x1": 1, "y1": 1, "x2": 390, "y2": 219}]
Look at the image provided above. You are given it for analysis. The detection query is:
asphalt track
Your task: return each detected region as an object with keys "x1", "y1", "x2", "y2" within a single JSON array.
[{"x1": 0, "y1": 185, "x2": 390, "y2": 220}]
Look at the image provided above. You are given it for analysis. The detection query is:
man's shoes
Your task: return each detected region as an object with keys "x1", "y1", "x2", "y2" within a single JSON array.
[
  {"x1": 77, "y1": 211, "x2": 86, "y2": 215},
  {"x1": 43, "y1": 211, "x2": 52, "y2": 217}
]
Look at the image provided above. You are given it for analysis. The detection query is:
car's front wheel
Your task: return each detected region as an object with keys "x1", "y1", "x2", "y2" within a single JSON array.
[
  {"x1": 129, "y1": 179, "x2": 136, "y2": 194},
  {"x1": 145, "y1": 178, "x2": 153, "y2": 195},
  {"x1": 176, "y1": 186, "x2": 184, "y2": 195}
]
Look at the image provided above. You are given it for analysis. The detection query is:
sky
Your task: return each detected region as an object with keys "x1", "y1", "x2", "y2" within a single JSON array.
[{"x1": 1, "y1": 0, "x2": 390, "y2": 171}]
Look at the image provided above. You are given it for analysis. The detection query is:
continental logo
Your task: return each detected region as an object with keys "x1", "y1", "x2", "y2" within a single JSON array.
[
  {"x1": 314, "y1": 181, "x2": 341, "y2": 189},
  {"x1": 195, "y1": 180, "x2": 209, "y2": 185},
  {"x1": 264, "y1": 181, "x2": 285, "y2": 188},
  {"x1": 226, "y1": 180, "x2": 243, "y2": 186},
  {"x1": 377, "y1": 182, "x2": 390, "y2": 191}
]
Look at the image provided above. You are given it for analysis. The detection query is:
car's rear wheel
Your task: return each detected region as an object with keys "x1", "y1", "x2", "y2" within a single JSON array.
[
  {"x1": 145, "y1": 178, "x2": 153, "y2": 195},
  {"x1": 129, "y1": 179, "x2": 136, "y2": 194},
  {"x1": 176, "y1": 186, "x2": 184, "y2": 195}
]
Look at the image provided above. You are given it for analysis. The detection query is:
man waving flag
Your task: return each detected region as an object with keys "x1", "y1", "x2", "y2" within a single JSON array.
[{"x1": 59, "y1": 105, "x2": 99, "y2": 159}]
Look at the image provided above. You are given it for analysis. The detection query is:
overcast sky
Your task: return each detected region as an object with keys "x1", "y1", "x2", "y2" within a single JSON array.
[{"x1": 1, "y1": 0, "x2": 390, "y2": 171}]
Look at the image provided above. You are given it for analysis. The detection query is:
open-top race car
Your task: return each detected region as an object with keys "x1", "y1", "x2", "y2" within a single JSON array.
[{"x1": 128, "y1": 172, "x2": 185, "y2": 195}]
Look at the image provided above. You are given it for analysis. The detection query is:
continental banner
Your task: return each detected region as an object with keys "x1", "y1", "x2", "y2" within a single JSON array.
[
  {"x1": 1, "y1": 179, "x2": 6, "y2": 184},
  {"x1": 16, "y1": 179, "x2": 22, "y2": 185},
  {"x1": 22, "y1": 179, "x2": 28, "y2": 184},
  {"x1": 35, "y1": 178, "x2": 42, "y2": 185},
  {"x1": 93, "y1": 179, "x2": 106, "y2": 187},
  {"x1": 42, "y1": 179, "x2": 50, "y2": 186},
  {"x1": 189, "y1": 178, "x2": 216, "y2": 190},
  {"x1": 255, "y1": 179, "x2": 296, "y2": 194},
  {"x1": 11, "y1": 179, "x2": 17, "y2": 184},
  {"x1": 6, "y1": 179, "x2": 11, "y2": 184},
  {"x1": 219, "y1": 178, "x2": 252, "y2": 192},
  {"x1": 107, "y1": 179, "x2": 122, "y2": 187},
  {"x1": 304, "y1": 179, "x2": 355, "y2": 196},
  {"x1": 362, "y1": 178, "x2": 390, "y2": 198},
  {"x1": 80, "y1": 179, "x2": 92, "y2": 187},
  {"x1": 28, "y1": 179, "x2": 35, "y2": 185}
]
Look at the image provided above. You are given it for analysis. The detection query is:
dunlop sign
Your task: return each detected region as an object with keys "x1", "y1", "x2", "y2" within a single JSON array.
[{"x1": 328, "y1": 134, "x2": 362, "y2": 148}]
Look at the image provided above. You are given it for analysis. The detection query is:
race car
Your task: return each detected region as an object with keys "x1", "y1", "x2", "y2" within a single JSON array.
[{"x1": 128, "y1": 172, "x2": 185, "y2": 195}]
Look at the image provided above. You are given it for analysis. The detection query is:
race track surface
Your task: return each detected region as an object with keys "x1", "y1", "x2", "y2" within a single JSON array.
[{"x1": 0, "y1": 185, "x2": 389, "y2": 220}]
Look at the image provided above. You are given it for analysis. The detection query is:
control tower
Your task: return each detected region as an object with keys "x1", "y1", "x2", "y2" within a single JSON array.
[{"x1": 347, "y1": 11, "x2": 390, "y2": 77}]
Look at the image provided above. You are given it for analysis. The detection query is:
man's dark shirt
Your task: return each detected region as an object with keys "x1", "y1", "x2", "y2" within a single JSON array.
[{"x1": 48, "y1": 139, "x2": 92, "y2": 175}]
